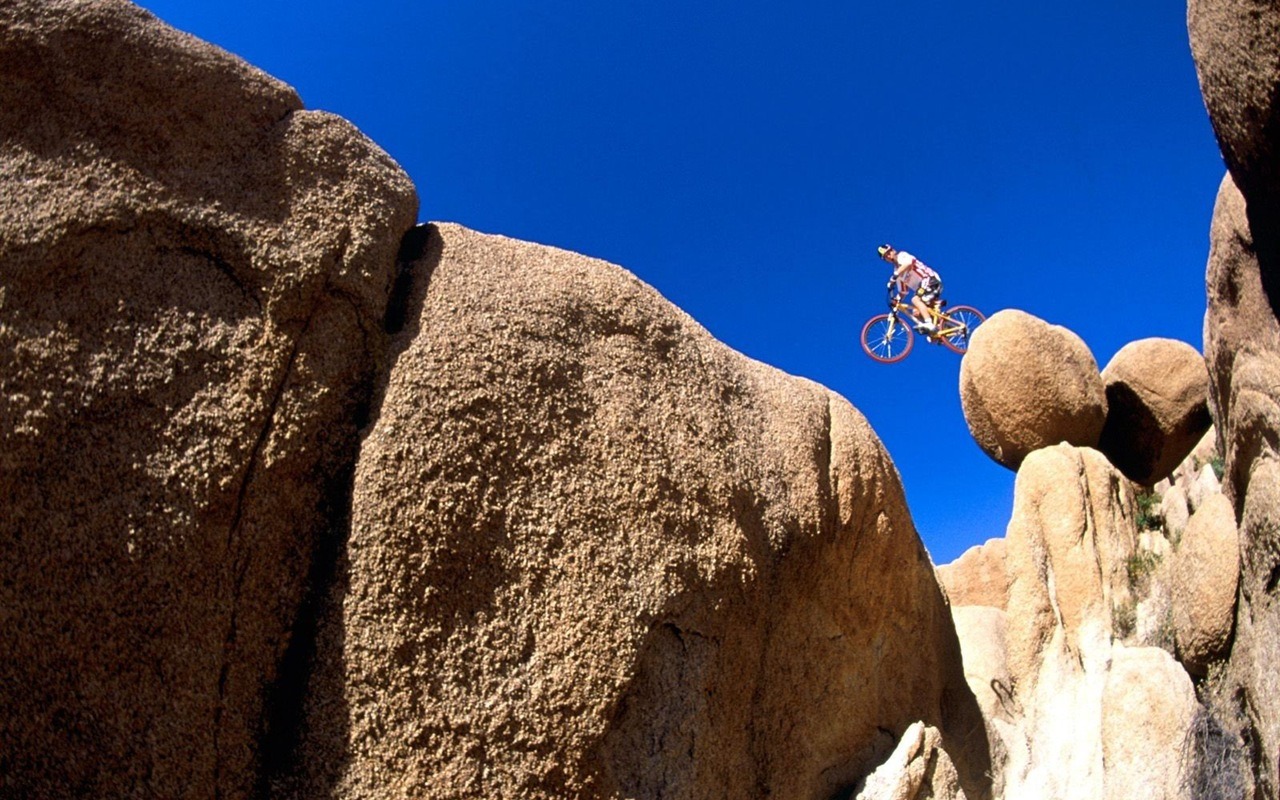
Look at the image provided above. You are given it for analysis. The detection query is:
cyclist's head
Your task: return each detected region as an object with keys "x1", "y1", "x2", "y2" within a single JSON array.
[{"x1": 878, "y1": 244, "x2": 895, "y2": 262}]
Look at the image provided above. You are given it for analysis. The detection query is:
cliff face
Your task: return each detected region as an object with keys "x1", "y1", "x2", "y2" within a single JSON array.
[
  {"x1": 0, "y1": 1, "x2": 417, "y2": 797},
  {"x1": 1191, "y1": 0, "x2": 1280, "y2": 794}
]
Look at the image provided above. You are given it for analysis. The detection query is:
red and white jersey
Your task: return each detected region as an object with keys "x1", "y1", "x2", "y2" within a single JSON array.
[{"x1": 895, "y1": 251, "x2": 938, "y2": 290}]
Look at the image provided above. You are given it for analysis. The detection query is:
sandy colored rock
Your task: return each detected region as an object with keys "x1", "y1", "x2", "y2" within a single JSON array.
[
  {"x1": 1161, "y1": 485, "x2": 1191, "y2": 540},
  {"x1": 0, "y1": 1, "x2": 417, "y2": 797},
  {"x1": 937, "y1": 538, "x2": 1008, "y2": 610},
  {"x1": 1190, "y1": 170, "x2": 1280, "y2": 795},
  {"x1": 959, "y1": 310, "x2": 1107, "y2": 470},
  {"x1": 855, "y1": 722, "x2": 967, "y2": 800},
  {"x1": 990, "y1": 445, "x2": 1199, "y2": 799},
  {"x1": 1004, "y1": 444, "x2": 1137, "y2": 689},
  {"x1": 1096, "y1": 338, "x2": 1212, "y2": 485},
  {"x1": 1188, "y1": 463, "x2": 1223, "y2": 513},
  {"x1": 950, "y1": 607, "x2": 1014, "y2": 723},
  {"x1": 1100, "y1": 646, "x2": 1197, "y2": 800},
  {"x1": 287, "y1": 224, "x2": 991, "y2": 800},
  {"x1": 1172, "y1": 494, "x2": 1240, "y2": 675},
  {"x1": 1189, "y1": 0, "x2": 1280, "y2": 205}
]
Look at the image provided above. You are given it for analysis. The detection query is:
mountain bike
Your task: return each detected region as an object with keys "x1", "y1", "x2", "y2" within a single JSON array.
[{"x1": 860, "y1": 286, "x2": 985, "y2": 363}]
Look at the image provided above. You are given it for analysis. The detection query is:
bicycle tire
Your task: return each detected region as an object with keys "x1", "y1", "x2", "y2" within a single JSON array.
[
  {"x1": 861, "y1": 313, "x2": 914, "y2": 363},
  {"x1": 939, "y1": 305, "x2": 985, "y2": 354}
]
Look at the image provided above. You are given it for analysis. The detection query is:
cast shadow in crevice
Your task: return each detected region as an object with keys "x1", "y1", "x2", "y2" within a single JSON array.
[{"x1": 255, "y1": 223, "x2": 443, "y2": 799}]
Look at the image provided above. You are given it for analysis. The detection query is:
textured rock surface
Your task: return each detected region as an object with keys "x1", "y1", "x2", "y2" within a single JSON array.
[
  {"x1": 937, "y1": 538, "x2": 1008, "y2": 610},
  {"x1": 951, "y1": 607, "x2": 1013, "y2": 726},
  {"x1": 1100, "y1": 647, "x2": 1197, "y2": 800},
  {"x1": 1095, "y1": 338, "x2": 1212, "y2": 485},
  {"x1": 991, "y1": 445, "x2": 1196, "y2": 799},
  {"x1": 854, "y1": 722, "x2": 966, "y2": 800},
  {"x1": 1202, "y1": 172, "x2": 1280, "y2": 797},
  {"x1": 1004, "y1": 445, "x2": 1137, "y2": 688},
  {"x1": 1189, "y1": 0, "x2": 1280, "y2": 205},
  {"x1": 1171, "y1": 494, "x2": 1240, "y2": 676},
  {"x1": 285, "y1": 224, "x2": 990, "y2": 800},
  {"x1": 959, "y1": 310, "x2": 1107, "y2": 470},
  {"x1": 0, "y1": 1, "x2": 417, "y2": 797}
]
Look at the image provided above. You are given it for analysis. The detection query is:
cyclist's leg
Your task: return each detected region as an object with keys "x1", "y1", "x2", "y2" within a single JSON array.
[{"x1": 911, "y1": 295, "x2": 935, "y2": 329}]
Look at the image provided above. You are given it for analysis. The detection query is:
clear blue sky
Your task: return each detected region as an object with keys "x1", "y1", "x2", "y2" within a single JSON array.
[{"x1": 137, "y1": 0, "x2": 1224, "y2": 564}]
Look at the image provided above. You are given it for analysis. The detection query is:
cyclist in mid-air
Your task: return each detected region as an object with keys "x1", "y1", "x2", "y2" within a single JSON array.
[{"x1": 879, "y1": 244, "x2": 943, "y2": 334}]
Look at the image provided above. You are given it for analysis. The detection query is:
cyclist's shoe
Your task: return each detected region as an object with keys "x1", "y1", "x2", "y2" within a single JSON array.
[{"x1": 914, "y1": 321, "x2": 937, "y2": 336}]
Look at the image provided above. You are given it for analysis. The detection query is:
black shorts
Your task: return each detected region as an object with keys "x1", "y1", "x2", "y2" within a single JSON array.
[{"x1": 916, "y1": 276, "x2": 942, "y2": 303}]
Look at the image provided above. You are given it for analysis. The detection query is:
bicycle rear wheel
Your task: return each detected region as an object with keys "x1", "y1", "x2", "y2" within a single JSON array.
[
  {"x1": 861, "y1": 314, "x2": 913, "y2": 363},
  {"x1": 939, "y1": 306, "x2": 985, "y2": 354}
]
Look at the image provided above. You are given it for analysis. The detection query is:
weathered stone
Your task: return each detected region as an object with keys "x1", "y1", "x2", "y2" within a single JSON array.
[
  {"x1": 959, "y1": 310, "x2": 1107, "y2": 470},
  {"x1": 1188, "y1": 463, "x2": 1223, "y2": 513},
  {"x1": 1172, "y1": 494, "x2": 1240, "y2": 675},
  {"x1": 0, "y1": 2, "x2": 417, "y2": 797},
  {"x1": 1197, "y1": 169, "x2": 1280, "y2": 797},
  {"x1": 1189, "y1": 0, "x2": 1280, "y2": 205},
  {"x1": 289, "y1": 224, "x2": 991, "y2": 800},
  {"x1": 1100, "y1": 646, "x2": 1197, "y2": 800},
  {"x1": 937, "y1": 538, "x2": 1008, "y2": 610},
  {"x1": 1161, "y1": 485, "x2": 1191, "y2": 541},
  {"x1": 950, "y1": 606, "x2": 1015, "y2": 730},
  {"x1": 1004, "y1": 445, "x2": 1137, "y2": 689},
  {"x1": 855, "y1": 722, "x2": 967, "y2": 800},
  {"x1": 1096, "y1": 338, "x2": 1212, "y2": 485},
  {"x1": 993, "y1": 445, "x2": 1200, "y2": 799}
]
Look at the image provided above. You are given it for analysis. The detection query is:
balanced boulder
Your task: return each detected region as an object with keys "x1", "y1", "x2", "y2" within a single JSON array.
[
  {"x1": 0, "y1": 1, "x2": 417, "y2": 797},
  {"x1": 960, "y1": 310, "x2": 1107, "y2": 470},
  {"x1": 1096, "y1": 338, "x2": 1212, "y2": 485}
]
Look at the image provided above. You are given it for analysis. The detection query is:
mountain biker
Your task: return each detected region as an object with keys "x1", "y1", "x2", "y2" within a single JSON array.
[{"x1": 879, "y1": 244, "x2": 943, "y2": 334}]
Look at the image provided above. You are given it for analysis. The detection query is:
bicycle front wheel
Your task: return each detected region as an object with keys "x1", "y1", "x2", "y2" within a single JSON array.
[
  {"x1": 861, "y1": 314, "x2": 914, "y2": 363},
  {"x1": 939, "y1": 306, "x2": 986, "y2": 354}
]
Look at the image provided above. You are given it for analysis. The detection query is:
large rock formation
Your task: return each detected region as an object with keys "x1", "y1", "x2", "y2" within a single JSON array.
[
  {"x1": 1201, "y1": 170, "x2": 1280, "y2": 798},
  {"x1": 959, "y1": 310, "x2": 1107, "y2": 470},
  {"x1": 1095, "y1": 338, "x2": 1212, "y2": 485},
  {"x1": 1189, "y1": 0, "x2": 1280, "y2": 207},
  {"x1": 0, "y1": 1, "x2": 417, "y2": 797},
  {"x1": 948, "y1": 444, "x2": 1200, "y2": 799},
  {"x1": 1192, "y1": 9, "x2": 1280, "y2": 789},
  {"x1": 1003, "y1": 445, "x2": 1137, "y2": 693},
  {"x1": 284, "y1": 224, "x2": 991, "y2": 800}
]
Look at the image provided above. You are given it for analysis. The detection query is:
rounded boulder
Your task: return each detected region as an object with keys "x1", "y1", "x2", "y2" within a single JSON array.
[
  {"x1": 1096, "y1": 338, "x2": 1212, "y2": 485},
  {"x1": 960, "y1": 310, "x2": 1107, "y2": 470},
  {"x1": 1171, "y1": 493, "x2": 1240, "y2": 676}
]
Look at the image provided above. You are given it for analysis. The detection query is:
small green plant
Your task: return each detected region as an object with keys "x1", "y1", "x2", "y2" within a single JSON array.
[
  {"x1": 1112, "y1": 599, "x2": 1137, "y2": 639},
  {"x1": 1126, "y1": 550, "x2": 1163, "y2": 594},
  {"x1": 1135, "y1": 489, "x2": 1160, "y2": 531},
  {"x1": 1210, "y1": 454, "x2": 1226, "y2": 481}
]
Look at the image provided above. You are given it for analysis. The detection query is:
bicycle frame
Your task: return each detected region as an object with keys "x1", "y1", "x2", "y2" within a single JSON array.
[
  {"x1": 885, "y1": 287, "x2": 969, "y2": 341},
  {"x1": 860, "y1": 287, "x2": 985, "y2": 362}
]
